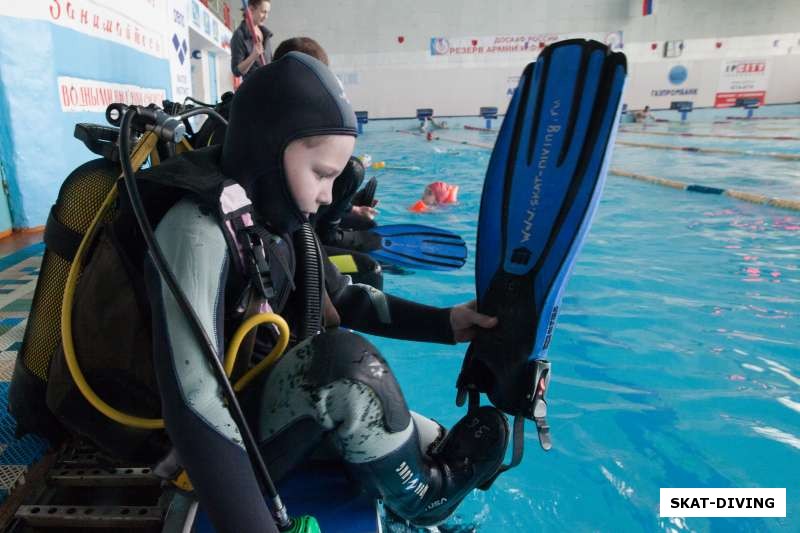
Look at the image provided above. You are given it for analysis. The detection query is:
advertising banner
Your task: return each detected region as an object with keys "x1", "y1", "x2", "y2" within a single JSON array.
[
  {"x1": 714, "y1": 59, "x2": 769, "y2": 108},
  {"x1": 430, "y1": 31, "x2": 623, "y2": 58},
  {"x1": 0, "y1": 0, "x2": 167, "y2": 58},
  {"x1": 168, "y1": 0, "x2": 192, "y2": 101},
  {"x1": 58, "y1": 76, "x2": 166, "y2": 112},
  {"x1": 189, "y1": 0, "x2": 231, "y2": 51},
  {"x1": 640, "y1": 63, "x2": 705, "y2": 107}
]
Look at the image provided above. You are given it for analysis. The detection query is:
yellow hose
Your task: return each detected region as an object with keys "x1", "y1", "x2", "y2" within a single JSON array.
[
  {"x1": 61, "y1": 132, "x2": 291, "y2": 429},
  {"x1": 61, "y1": 133, "x2": 163, "y2": 429},
  {"x1": 224, "y1": 313, "x2": 290, "y2": 392},
  {"x1": 178, "y1": 138, "x2": 194, "y2": 153}
]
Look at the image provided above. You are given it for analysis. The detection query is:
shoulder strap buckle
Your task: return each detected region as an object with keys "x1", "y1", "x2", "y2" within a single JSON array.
[
  {"x1": 219, "y1": 182, "x2": 279, "y2": 302},
  {"x1": 238, "y1": 224, "x2": 275, "y2": 301}
]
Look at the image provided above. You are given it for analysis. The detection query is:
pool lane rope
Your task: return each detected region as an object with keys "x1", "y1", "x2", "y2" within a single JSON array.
[
  {"x1": 724, "y1": 115, "x2": 800, "y2": 121},
  {"x1": 616, "y1": 140, "x2": 800, "y2": 161},
  {"x1": 618, "y1": 129, "x2": 800, "y2": 142},
  {"x1": 396, "y1": 129, "x2": 493, "y2": 149},
  {"x1": 609, "y1": 170, "x2": 800, "y2": 212},
  {"x1": 397, "y1": 130, "x2": 800, "y2": 212}
]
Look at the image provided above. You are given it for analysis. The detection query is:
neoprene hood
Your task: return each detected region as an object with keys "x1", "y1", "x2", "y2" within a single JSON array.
[{"x1": 222, "y1": 51, "x2": 358, "y2": 233}]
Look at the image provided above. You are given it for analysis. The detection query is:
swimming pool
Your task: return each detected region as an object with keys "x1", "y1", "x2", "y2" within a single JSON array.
[{"x1": 356, "y1": 108, "x2": 800, "y2": 532}]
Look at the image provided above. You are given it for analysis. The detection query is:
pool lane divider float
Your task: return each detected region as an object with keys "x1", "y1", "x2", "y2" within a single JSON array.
[
  {"x1": 610, "y1": 170, "x2": 800, "y2": 212},
  {"x1": 396, "y1": 129, "x2": 494, "y2": 149},
  {"x1": 725, "y1": 115, "x2": 800, "y2": 121},
  {"x1": 615, "y1": 140, "x2": 800, "y2": 161},
  {"x1": 618, "y1": 129, "x2": 800, "y2": 142},
  {"x1": 398, "y1": 130, "x2": 800, "y2": 212},
  {"x1": 355, "y1": 154, "x2": 413, "y2": 172},
  {"x1": 464, "y1": 125, "x2": 495, "y2": 132}
]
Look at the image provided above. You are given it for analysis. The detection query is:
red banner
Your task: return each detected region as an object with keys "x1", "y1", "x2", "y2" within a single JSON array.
[{"x1": 714, "y1": 91, "x2": 766, "y2": 108}]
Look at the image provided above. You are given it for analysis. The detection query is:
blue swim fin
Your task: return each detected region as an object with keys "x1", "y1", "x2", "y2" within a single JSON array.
[
  {"x1": 456, "y1": 40, "x2": 627, "y2": 460},
  {"x1": 367, "y1": 224, "x2": 467, "y2": 271}
]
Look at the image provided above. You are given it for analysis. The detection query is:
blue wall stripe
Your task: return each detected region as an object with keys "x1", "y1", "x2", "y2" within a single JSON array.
[{"x1": 0, "y1": 16, "x2": 171, "y2": 229}]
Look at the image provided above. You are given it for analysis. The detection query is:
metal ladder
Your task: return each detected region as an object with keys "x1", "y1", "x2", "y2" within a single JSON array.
[{"x1": 3, "y1": 441, "x2": 196, "y2": 532}]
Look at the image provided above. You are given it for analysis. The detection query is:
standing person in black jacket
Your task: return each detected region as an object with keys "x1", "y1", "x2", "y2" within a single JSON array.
[{"x1": 230, "y1": 0, "x2": 273, "y2": 79}]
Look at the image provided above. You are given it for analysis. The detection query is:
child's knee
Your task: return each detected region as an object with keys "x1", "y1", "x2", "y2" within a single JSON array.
[{"x1": 306, "y1": 328, "x2": 410, "y2": 433}]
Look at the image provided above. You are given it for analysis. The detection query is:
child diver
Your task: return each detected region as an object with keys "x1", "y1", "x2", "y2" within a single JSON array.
[{"x1": 143, "y1": 52, "x2": 508, "y2": 531}]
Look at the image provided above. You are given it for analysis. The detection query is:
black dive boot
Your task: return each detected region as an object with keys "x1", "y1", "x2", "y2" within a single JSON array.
[{"x1": 351, "y1": 406, "x2": 509, "y2": 527}]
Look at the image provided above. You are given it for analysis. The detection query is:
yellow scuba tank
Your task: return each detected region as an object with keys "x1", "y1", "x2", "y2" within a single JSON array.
[
  {"x1": 8, "y1": 124, "x2": 158, "y2": 451},
  {"x1": 8, "y1": 155, "x2": 120, "y2": 444}
]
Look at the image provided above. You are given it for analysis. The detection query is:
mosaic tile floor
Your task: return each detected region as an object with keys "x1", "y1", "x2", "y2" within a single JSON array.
[{"x1": 0, "y1": 243, "x2": 50, "y2": 503}]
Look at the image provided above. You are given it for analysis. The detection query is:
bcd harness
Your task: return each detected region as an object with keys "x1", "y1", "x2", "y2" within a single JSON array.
[{"x1": 13, "y1": 132, "x2": 322, "y2": 464}]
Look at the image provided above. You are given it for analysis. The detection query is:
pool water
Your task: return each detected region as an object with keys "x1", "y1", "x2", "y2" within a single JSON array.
[{"x1": 354, "y1": 107, "x2": 800, "y2": 532}]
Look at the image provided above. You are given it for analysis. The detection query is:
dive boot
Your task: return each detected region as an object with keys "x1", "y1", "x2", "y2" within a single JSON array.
[{"x1": 353, "y1": 406, "x2": 509, "y2": 527}]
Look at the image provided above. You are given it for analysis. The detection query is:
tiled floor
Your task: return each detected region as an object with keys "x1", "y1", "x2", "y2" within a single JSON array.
[{"x1": 0, "y1": 234, "x2": 49, "y2": 503}]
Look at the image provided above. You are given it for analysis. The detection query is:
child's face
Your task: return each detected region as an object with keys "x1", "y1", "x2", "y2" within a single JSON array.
[
  {"x1": 284, "y1": 135, "x2": 355, "y2": 218},
  {"x1": 422, "y1": 186, "x2": 436, "y2": 205}
]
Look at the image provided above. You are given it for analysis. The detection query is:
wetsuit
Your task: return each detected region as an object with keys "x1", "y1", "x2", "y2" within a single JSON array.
[
  {"x1": 144, "y1": 53, "x2": 507, "y2": 532},
  {"x1": 147, "y1": 189, "x2": 452, "y2": 531}
]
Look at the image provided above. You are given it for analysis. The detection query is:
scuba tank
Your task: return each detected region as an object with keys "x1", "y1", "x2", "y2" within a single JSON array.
[
  {"x1": 8, "y1": 153, "x2": 119, "y2": 444},
  {"x1": 8, "y1": 101, "x2": 322, "y2": 533},
  {"x1": 9, "y1": 113, "x2": 186, "y2": 453}
]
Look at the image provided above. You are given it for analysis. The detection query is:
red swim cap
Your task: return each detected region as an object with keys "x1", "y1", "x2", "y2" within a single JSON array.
[{"x1": 427, "y1": 181, "x2": 459, "y2": 204}]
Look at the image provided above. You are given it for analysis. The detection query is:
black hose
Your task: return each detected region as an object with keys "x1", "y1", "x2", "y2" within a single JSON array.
[
  {"x1": 118, "y1": 107, "x2": 290, "y2": 528},
  {"x1": 295, "y1": 224, "x2": 322, "y2": 340},
  {"x1": 178, "y1": 106, "x2": 228, "y2": 126},
  {"x1": 183, "y1": 95, "x2": 216, "y2": 108}
]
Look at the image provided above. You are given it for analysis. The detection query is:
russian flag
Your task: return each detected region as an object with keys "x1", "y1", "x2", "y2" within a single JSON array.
[{"x1": 642, "y1": 0, "x2": 654, "y2": 15}]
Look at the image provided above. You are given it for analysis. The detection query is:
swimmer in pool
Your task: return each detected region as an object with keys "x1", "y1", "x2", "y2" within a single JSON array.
[{"x1": 409, "y1": 181, "x2": 459, "y2": 212}]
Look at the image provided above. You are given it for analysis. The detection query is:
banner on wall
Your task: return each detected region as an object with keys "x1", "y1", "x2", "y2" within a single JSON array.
[
  {"x1": 189, "y1": 0, "x2": 231, "y2": 51},
  {"x1": 429, "y1": 31, "x2": 623, "y2": 57},
  {"x1": 58, "y1": 76, "x2": 166, "y2": 112},
  {"x1": 168, "y1": 0, "x2": 192, "y2": 101},
  {"x1": 0, "y1": 0, "x2": 167, "y2": 59},
  {"x1": 714, "y1": 59, "x2": 769, "y2": 108},
  {"x1": 647, "y1": 63, "x2": 701, "y2": 104}
]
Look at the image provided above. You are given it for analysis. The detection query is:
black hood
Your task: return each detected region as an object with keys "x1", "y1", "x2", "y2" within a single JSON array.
[{"x1": 221, "y1": 51, "x2": 357, "y2": 233}]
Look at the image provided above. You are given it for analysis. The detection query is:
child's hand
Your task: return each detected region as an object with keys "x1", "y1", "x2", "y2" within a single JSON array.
[
  {"x1": 450, "y1": 300, "x2": 498, "y2": 343},
  {"x1": 350, "y1": 205, "x2": 378, "y2": 220}
]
